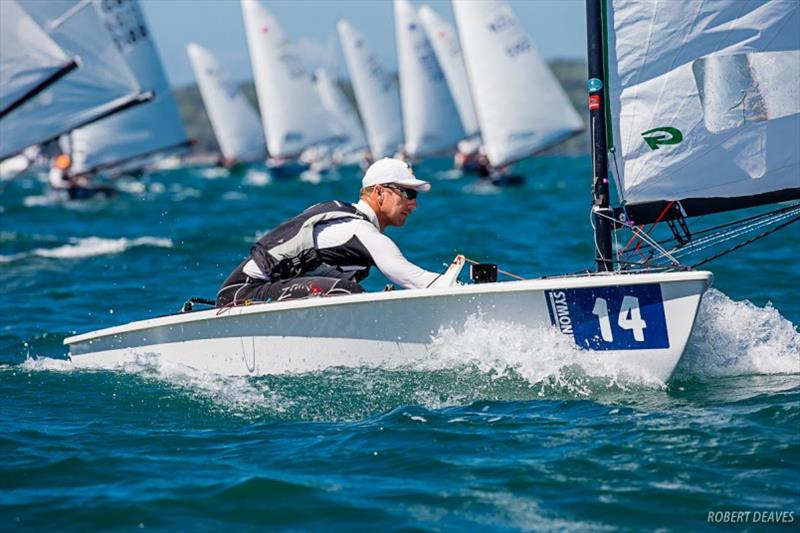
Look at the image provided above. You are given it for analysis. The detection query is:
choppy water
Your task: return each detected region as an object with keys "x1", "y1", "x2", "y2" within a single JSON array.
[{"x1": 1, "y1": 157, "x2": 798, "y2": 531}]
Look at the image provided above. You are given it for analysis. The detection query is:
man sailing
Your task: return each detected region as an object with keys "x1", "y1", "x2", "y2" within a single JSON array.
[{"x1": 216, "y1": 158, "x2": 439, "y2": 306}]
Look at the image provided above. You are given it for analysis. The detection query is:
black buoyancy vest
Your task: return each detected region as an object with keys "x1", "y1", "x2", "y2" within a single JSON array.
[{"x1": 250, "y1": 201, "x2": 374, "y2": 280}]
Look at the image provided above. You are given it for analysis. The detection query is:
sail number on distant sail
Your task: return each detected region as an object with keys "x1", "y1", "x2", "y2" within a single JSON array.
[{"x1": 545, "y1": 285, "x2": 669, "y2": 350}]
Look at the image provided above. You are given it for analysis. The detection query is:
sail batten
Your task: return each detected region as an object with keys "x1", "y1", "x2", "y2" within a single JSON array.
[{"x1": 605, "y1": 0, "x2": 800, "y2": 216}]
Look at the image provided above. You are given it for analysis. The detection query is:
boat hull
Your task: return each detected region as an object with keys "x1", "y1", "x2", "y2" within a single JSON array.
[{"x1": 65, "y1": 271, "x2": 712, "y2": 381}]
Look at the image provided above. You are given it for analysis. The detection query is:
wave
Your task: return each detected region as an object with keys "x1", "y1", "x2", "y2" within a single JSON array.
[
  {"x1": 674, "y1": 288, "x2": 800, "y2": 380},
  {"x1": 0, "y1": 236, "x2": 172, "y2": 263}
]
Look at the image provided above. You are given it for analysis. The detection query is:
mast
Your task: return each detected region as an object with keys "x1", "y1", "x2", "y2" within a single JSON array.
[{"x1": 586, "y1": 0, "x2": 613, "y2": 272}]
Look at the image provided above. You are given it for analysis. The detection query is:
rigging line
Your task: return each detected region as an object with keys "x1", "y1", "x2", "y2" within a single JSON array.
[
  {"x1": 665, "y1": 207, "x2": 800, "y2": 257},
  {"x1": 690, "y1": 214, "x2": 800, "y2": 268},
  {"x1": 619, "y1": 200, "x2": 674, "y2": 254},
  {"x1": 596, "y1": 209, "x2": 681, "y2": 266},
  {"x1": 669, "y1": 212, "x2": 800, "y2": 260},
  {"x1": 628, "y1": 203, "x2": 800, "y2": 254},
  {"x1": 463, "y1": 257, "x2": 526, "y2": 280}
]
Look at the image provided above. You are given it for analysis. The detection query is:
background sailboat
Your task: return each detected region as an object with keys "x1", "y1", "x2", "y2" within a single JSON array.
[
  {"x1": 453, "y1": 0, "x2": 584, "y2": 170},
  {"x1": 0, "y1": 0, "x2": 78, "y2": 119},
  {"x1": 186, "y1": 42, "x2": 266, "y2": 168},
  {"x1": 241, "y1": 0, "x2": 336, "y2": 175},
  {"x1": 0, "y1": 0, "x2": 148, "y2": 161},
  {"x1": 394, "y1": 0, "x2": 464, "y2": 159},
  {"x1": 69, "y1": 0, "x2": 190, "y2": 178},
  {"x1": 337, "y1": 19, "x2": 404, "y2": 161}
]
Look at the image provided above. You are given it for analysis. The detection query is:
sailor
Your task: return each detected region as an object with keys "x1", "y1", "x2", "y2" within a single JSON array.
[{"x1": 216, "y1": 157, "x2": 440, "y2": 306}]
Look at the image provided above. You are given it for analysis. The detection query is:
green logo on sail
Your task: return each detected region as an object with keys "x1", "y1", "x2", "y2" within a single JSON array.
[{"x1": 642, "y1": 127, "x2": 683, "y2": 150}]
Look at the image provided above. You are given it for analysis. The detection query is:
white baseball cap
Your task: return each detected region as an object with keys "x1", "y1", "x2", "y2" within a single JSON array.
[{"x1": 362, "y1": 157, "x2": 431, "y2": 192}]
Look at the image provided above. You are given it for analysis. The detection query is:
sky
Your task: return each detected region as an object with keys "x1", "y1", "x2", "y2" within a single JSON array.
[{"x1": 140, "y1": 0, "x2": 587, "y2": 88}]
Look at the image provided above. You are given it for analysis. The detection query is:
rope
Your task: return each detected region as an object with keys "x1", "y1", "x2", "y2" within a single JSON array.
[{"x1": 690, "y1": 213, "x2": 800, "y2": 268}]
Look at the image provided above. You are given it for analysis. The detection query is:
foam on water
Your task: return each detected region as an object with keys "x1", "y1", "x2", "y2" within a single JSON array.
[
  {"x1": 243, "y1": 169, "x2": 271, "y2": 186},
  {"x1": 426, "y1": 313, "x2": 668, "y2": 393},
  {"x1": 0, "y1": 236, "x2": 173, "y2": 263},
  {"x1": 675, "y1": 288, "x2": 800, "y2": 380}
]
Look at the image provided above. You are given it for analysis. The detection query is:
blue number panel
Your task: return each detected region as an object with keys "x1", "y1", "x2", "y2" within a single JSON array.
[{"x1": 545, "y1": 284, "x2": 670, "y2": 350}]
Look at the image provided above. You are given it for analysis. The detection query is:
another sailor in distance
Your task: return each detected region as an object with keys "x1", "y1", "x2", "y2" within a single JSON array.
[{"x1": 215, "y1": 157, "x2": 440, "y2": 307}]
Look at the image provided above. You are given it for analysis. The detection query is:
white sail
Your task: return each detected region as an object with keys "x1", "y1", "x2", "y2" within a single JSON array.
[
  {"x1": 241, "y1": 0, "x2": 335, "y2": 159},
  {"x1": 605, "y1": 0, "x2": 800, "y2": 207},
  {"x1": 69, "y1": 0, "x2": 188, "y2": 175},
  {"x1": 453, "y1": 0, "x2": 583, "y2": 167},
  {"x1": 186, "y1": 42, "x2": 266, "y2": 163},
  {"x1": 418, "y1": 4, "x2": 479, "y2": 138},
  {"x1": 0, "y1": 0, "x2": 77, "y2": 118},
  {"x1": 0, "y1": 0, "x2": 144, "y2": 161},
  {"x1": 314, "y1": 68, "x2": 368, "y2": 152},
  {"x1": 337, "y1": 20, "x2": 404, "y2": 159},
  {"x1": 394, "y1": 0, "x2": 464, "y2": 158}
]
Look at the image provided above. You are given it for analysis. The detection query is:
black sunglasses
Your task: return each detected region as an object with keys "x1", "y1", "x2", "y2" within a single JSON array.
[{"x1": 383, "y1": 184, "x2": 418, "y2": 200}]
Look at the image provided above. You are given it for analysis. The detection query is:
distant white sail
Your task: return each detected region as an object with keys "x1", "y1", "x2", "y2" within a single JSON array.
[
  {"x1": 314, "y1": 68, "x2": 368, "y2": 152},
  {"x1": 187, "y1": 42, "x2": 266, "y2": 163},
  {"x1": 394, "y1": 0, "x2": 464, "y2": 158},
  {"x1": 337, "y1": 20, "x2": 404, "y2": 159},
  {"x1": 70, "y1": 0, "x2": 189, "y2": 175},
  {"x1": 241, "y1": 0, "x2": 335, "y2": 159},
  {"x1": 453, "y1": 0, "x2": 583, "y2": 167},
  {"x1": 0, "y1": 0, "x2": 144, "y2": 161},
  {"x1": 0, "y1": 0, "x2": 77, "y2": 118},
  {"x1": 418, "y1": 4, "x2": 479, "y2": 138},
  {"x1": 606, "y1": 0, "x2": 800, "y2": 206}
]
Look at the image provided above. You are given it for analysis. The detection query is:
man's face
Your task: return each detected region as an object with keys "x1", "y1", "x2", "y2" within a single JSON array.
[{"x1": 376, "y1": 183, "x2": 418, "y2": 227}]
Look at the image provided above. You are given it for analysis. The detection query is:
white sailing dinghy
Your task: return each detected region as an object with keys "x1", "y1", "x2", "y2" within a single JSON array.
[
  {"x1": 241, "y1": 0, "x2": 336, "y2": 177},
  {"x1": 0, "y1": 0, "x2": 149, "y2": 161},
  {"x1": 417, "y1": 3, "x2": 481, "y2": 164},
  {"x1": 453, "y1": 0, "x2": 584, "y2": 180},
  {"x1": 313, "y1": 68, "x2": 369, "y2": 166},
  {"x1": 337, "y1": 20, "x2": 404, "y2": 160},
  {"x1": 394, "y1": 0, "x2": 465, "y2": 159},
  {"x1": 65, "y1": 0, "x2": 799, "y2": 383},
  {"x1": 69, "y1": 0, "x2": 190, "y2": 178},
  {"x1": 0, "y1": 0, "x2": 77, "y2": 119},
  {"x1": 186, "y1": 42, "x2": 267, "y2": 167}
]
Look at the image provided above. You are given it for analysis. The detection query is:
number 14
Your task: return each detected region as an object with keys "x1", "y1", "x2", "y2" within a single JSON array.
[{"x1": 591, "y1": 296, "x2": 647, "y2": 342}]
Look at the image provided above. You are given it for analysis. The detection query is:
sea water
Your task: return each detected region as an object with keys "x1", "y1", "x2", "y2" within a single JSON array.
[{"x1": 1, "y1": 157, "x2": 798, "y2": 531}]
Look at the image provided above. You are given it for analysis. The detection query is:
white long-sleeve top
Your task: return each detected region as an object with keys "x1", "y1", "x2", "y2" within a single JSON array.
[{"x1": 243, "y1": 199, "x2": 439, "y2": 289}]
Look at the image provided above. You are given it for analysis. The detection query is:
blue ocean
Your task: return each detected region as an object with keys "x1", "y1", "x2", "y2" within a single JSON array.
[{"x1": 1, "y1": 157, "x2": 798, "y2": 531}]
